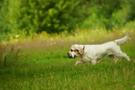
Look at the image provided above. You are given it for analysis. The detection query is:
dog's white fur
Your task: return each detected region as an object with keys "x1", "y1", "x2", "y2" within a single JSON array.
[{"x1": 67, "y1": 34, "x2": 131, "y2": 66}]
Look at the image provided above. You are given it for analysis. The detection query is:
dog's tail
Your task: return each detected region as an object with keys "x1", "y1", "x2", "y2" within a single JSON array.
[{"x1": 114, "y1": 33, "x2": 131, "y2": 45}]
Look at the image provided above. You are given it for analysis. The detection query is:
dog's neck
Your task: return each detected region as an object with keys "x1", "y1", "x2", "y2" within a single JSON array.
[{"x1": 80, "y1": 45, "x2": 85, "y2": 58}]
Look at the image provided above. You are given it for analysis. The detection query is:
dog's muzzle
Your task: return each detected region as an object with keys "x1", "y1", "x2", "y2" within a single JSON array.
[{"x1": 67, "y1": 52, "x2": 75, "y2": 58}]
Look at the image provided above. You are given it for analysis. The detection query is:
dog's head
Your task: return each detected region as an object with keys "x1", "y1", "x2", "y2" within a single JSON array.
[{"x1": 67, "y1": 44, "x2": 85, "y2": 58}]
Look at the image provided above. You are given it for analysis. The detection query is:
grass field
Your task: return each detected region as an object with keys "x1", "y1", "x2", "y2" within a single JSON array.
[{"x1": 0, "y1": 30, "x2": 135, "y2": 90}]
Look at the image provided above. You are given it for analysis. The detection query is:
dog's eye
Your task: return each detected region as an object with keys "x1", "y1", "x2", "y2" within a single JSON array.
[
  {"x1": 74, "y1": 50, "x2": 78, "y2": 52},
  {"x1": 71, "y1": 49, "x2": 73, "y2": 52}
]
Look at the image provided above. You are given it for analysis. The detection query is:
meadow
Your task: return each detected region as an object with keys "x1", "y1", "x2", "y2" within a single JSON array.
[{"x1": 0, "y1": 29, "x2": 135, "y2": 90}]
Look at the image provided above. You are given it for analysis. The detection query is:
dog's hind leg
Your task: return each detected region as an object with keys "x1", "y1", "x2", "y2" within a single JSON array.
[
  {"x1": 120, "y1": 53, "x2": 130, "y2": 61},
  {"x1": 108, "y1": 55, "x2": 119, "y2": 63},
  {"x1": 116, "y1": 51, "x2": 130, "y2": 61}
]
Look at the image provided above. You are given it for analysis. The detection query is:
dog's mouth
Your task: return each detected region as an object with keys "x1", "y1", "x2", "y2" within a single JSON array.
[
  {"x1": 67, "y1": 52, "x2": 76, "y2": 59},
  {"x1": 69, "y1": 55, "x2": 76, "y2": 58}
]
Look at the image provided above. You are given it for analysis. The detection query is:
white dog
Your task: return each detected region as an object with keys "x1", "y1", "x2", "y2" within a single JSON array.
[{"x1": 67, "y1": 34, "x2": 131, "y2": 66}]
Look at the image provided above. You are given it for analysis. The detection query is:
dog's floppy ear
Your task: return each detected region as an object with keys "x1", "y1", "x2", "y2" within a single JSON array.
[{"x1": 75, "y1": 45, "x2": 84, "y2": 55}]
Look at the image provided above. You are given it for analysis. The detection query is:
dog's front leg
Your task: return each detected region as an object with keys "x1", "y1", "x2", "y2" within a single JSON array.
[{"x1": 75, "y1": 60, "x2": 84, "y2": 66}]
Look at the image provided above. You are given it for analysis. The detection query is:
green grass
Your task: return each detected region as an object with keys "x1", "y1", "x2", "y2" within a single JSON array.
[{"x1": 0, "y1": 34, "x2": 135, "y2": 90}]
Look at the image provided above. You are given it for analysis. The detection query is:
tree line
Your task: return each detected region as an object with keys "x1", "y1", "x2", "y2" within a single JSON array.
[{"x1": 0, "y1": 0, "x2": 135, "y2": 34}]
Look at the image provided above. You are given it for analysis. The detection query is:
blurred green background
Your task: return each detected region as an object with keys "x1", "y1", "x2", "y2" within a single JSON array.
[{"x1": 0, "y1": 0, "x2": 135, "y2": 34}]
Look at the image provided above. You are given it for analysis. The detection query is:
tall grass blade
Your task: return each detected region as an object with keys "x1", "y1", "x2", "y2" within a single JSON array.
[{"x1": 4, "y1": 54, "x2": 7, "y2": 67}]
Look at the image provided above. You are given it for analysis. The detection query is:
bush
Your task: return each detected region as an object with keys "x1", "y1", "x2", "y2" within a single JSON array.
[
  {"x1": 80, "y1": 0, "x2": 135, "y2": 30},
  {"x1": 8, "y1": 0, "x2": 86, "y2": 33},
  {"x1": 110, "y1": 8, "x2": 129, "y2": 28},
  {"x1": 79, "y1": 0, "x2": 121, "y2": 30},
  {"x1": 0, "y1": 0, "x2": 10, "y2": 33},
  {"x1": 80, "y1": 13, "x2": 106, "y2": 30}
]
